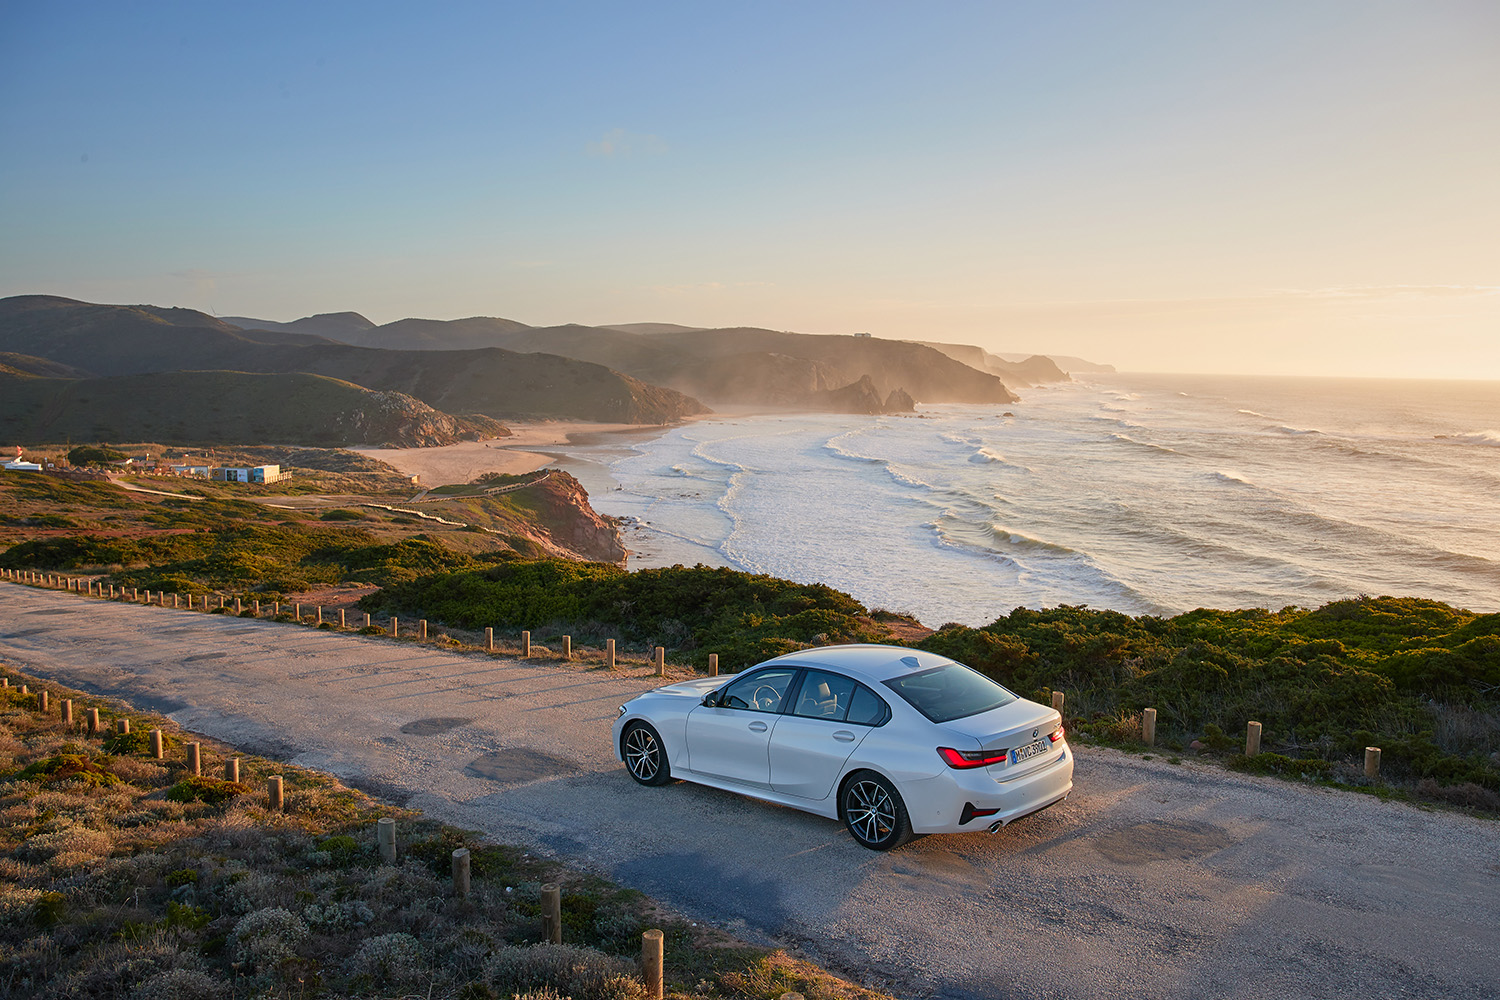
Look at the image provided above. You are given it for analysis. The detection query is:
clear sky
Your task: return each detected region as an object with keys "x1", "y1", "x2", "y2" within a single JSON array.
[{"x1": 2, "y1": 1, "x2": 1496, "y2": 377}]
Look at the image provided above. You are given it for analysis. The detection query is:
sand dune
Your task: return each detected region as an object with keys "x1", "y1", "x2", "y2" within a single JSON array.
[{"x1": 354, "y1": 421, "x2": 645, "y2": 486}]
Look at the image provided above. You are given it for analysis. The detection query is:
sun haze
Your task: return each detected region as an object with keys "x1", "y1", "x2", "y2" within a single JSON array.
[{"x1": 1, "y1": 1, "x2": 1496, "y2": 378}]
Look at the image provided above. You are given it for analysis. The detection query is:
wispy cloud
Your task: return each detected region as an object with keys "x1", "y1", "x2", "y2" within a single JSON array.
[
  {"x1": 586, "y1": 127, "x2": 667, "y2": 158},
  {"x1": 169, "y1": 268, "x2": 224, "y2": 297},
  {"x1": 647, "y1": 280, "x2": 773, "y2": 296},
  {"x1": 1273, "y1": 284, "x2": 1500, "y2": 299}
]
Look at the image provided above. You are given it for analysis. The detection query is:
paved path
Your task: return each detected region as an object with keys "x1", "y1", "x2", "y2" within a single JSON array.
[{"x1": 2, "y1": 581, "x2": 1497, "y2": 1000}]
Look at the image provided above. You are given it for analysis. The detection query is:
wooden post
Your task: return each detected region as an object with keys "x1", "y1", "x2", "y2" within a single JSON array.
[
  {"x1": 273, "y1": 601, "x2": 280, "y2": 616},
  {"x1": 38, "y1": 690, "x2": 48, "y2": 713},
  {"x1": 452, "y1": 848, "x2": 471, "y2": 898},
  {"x1": 144, "y1": 590, "x2": 151, "y2": 604},
  {"x1": 485, "y1": 627, "x2": 494, "y2": 651},
  {"x1": 563, "y1": 636, "x2": 572, "y2": 660},
  {"x1": 116, "y1": 718, "x2": 131, "y2": 735},
  {"x1": 224, "y1": 757, "x2": 239, "y2": 782},
  {"x1": 235, "y1": 597, "x2": 242, "y2": 614},
  {"x1": 377, "y1": 817, "x2": 397, "y2": 862},
  {"x1": 174, "y1": 594, "x2": 179, "y2": 608},
  {"x1": 218, "y1": 596, "x2": 225, "y2": 609},
  {"x1": 522, "y1": 630, "x2": 531, "y2": 657},
  {"x1": 1051, "y1": 690, "x2": 1065, "y2": 714},
  {"x1": 420, "y1": 619, "x2": 428, "y2": 639},
  {"x1": 150, "y1": 728, "x2": 164, "y2": 759},
  {"x1": 655, "y1": 647, "x2": 665, "y2": 676},
  {"x1": 1365, "y1": 747, "x2": 1382, "y2": 779},
  {"x1": 254, "y1": 600, "x2": 260, "y2": 616},
  {"x1": 316, "y1": 606, "x2": 322, "y2": 625},
  {"x1": 188, "y1": 742, "x2": 201, "y2": 776},
  {"x1": 88, "y1": 708, "x2": 100, "y2": 735},
  {"x1": 1142, "y1": 708, "x2": 1157, "y2": 747},
  {"x1": 606, "y1": 638, "x2": 616, "y2": 670},
  {"x1": 642, "y1": 929, "x2": 664, "y2": 1000},
  {"x1": 62, "y1": 699, "x2": 73, "y2": 725},
  {"x1": 541, "y1": 883, "x2": 562, "y2": 944},
  {"x1": 339, "y1": 609, "x2": 346, "y2": 628},
  {"x1": 364, "y1": 613, "x2": 371, "y2": 628},
  {"x1": 1245, "y1": 721, "x2": 1263, "y2": 756},
  {"x1": 267, "y1": 775, "x2": 284, "y2": 811},
  {"x1": 392, "y1": 617, "x2": 399, "y2": 637},
  {"x1": 295, "y1": 603, "x2": 302, "y2": 621},
  {"x1": 709, "y1": 653, "x2": 718, "y2": 676}
]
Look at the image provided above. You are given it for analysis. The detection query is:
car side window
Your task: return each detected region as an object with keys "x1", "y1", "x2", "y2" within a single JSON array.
[
  {"x1": 717, "y1": 668, "x2": 798, "y2": 713},
  {"x1": 792, "y1": 669, "x2": 858, "y2": 720},
  {"x1": 844, "y1": 683, "x2": 889, "y2": 727}
]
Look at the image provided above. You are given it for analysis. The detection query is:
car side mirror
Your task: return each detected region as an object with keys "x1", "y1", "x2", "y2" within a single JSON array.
[{"x1": 702, "y1": 691, "x2": 720, "y2": 708}]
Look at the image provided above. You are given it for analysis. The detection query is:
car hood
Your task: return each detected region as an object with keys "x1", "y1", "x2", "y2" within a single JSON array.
[{"x1": 633, "y1": 676, "x2": 725, "y2": 703}]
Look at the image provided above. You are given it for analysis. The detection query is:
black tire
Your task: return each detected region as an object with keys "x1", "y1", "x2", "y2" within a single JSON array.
[
  {"x1": 840, "y1": 771, "x2": 914, "y2": 850},
  {"x1": 621, "y1": 722, "x2": 671, "y2": 786}
]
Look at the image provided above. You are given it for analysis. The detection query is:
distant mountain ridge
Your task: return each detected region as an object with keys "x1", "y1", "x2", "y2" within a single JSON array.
[{"x1": 0, "y1": 297, "x2": 709, "y2": 430}]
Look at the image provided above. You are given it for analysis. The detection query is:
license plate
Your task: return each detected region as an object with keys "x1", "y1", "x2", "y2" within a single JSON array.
[{"x1": 1012, "y1": 739, "x2": 1050, "y2": 764}]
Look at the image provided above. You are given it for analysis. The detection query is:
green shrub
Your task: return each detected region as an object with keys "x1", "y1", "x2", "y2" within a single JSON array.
[
  {"x1": 17, "y1": 753, "x2": 122, "y2": 787},
  {"x1": 165, "y1": 775, "x2": 250, "y2": 806}
]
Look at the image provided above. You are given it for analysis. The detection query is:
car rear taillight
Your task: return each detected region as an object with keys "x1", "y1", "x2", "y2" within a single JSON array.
[
  {"x1": 938, "y1": 746, "x2": 1008, "y2": 769},
  {"x1": 1048, "y1": 724, "x2": 1065, "y2": 743}
]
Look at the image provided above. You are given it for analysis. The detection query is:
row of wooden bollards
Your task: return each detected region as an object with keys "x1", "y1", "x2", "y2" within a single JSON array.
[
  {"x1": 1048, "y1": 688, "x2": 1386, "y2": 780},
  {"x1": 2, "y1": 674, "x2": 294, "y2": 809},
  {"x1": 3, "y1": 568, "x2": 724, "y2": 677},
  {"x1": 372, "y1": 817, "x2": 666, "y2": 999}
]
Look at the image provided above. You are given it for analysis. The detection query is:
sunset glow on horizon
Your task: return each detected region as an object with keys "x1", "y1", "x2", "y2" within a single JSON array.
[{"x1": 2, "y1": 1, "x2": 1496, "y2": 378}]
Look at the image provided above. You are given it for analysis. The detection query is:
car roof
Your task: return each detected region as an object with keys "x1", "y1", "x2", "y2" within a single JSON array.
[{"x1": 757, "y1": 644, "x2": 958, "y2": 683}]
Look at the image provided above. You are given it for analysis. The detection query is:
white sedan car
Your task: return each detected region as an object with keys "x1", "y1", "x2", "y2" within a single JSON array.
[{"x1": 611, "y1": 643, "x2": 1072, "y2": 849}]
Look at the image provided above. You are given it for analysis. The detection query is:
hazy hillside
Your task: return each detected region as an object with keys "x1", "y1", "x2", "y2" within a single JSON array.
[
  {"x1": 0, "y1": 370, "x2": 508, "y2": 447},
  {"x1": 647, "y1": 327, "x2": 1018, "y2": 405},
  {"x1": 0, "y1": 296, "x2": 709, "y2": 424},
  {"x1": 917, "y1": 341, "x2": 1069, "y2": 386}
]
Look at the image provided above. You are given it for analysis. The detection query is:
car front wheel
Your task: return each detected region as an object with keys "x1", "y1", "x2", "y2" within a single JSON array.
[
  {"x1": 622, "y1": 722, "x2": 671, "y2": 786},
  {"x1": 840, "y1": 771, "x2": 913, "y2": 850}
]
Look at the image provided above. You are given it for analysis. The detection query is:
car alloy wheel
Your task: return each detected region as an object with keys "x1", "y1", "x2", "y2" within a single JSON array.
[
  {"x1": 841, "y1": 772, "x2": 913, "y2": 850},
  {"x1": 622, "y1": 722, "x2": 671, "y2": 786}
]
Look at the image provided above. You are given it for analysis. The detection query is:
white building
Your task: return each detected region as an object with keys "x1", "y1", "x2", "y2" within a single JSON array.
[{"x1": 212, "y1": 465, "x2": 290, "y2": 484}]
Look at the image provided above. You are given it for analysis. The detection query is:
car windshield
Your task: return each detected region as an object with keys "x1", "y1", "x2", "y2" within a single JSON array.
[{"x1": 883, "y1": 662, "x2": 1017, "y2": 723}]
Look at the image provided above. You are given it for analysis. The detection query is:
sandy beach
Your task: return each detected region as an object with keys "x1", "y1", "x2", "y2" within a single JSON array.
[{"x1": 354, "y1": 421, "x2": 652, "y2": 486}]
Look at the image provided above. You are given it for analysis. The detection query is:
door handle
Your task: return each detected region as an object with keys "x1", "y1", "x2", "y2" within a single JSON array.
[
  {"x1": 833, "y1": 731, "x2": 855, "y2": 742},
  {"x1": 749, "y1": 721, "x2": 768, "y2": 732}
]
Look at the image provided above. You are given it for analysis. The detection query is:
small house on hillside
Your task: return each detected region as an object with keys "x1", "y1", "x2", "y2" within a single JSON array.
[
  {"x1": 2, "y1": 458, "x2": 42, "y2": 472},
  {"x1": 212, "y1": 465, "x2": 289, "y2": 484},
  {"x1": 172, "y1": 465, "x2": 212, "y2": 478}
]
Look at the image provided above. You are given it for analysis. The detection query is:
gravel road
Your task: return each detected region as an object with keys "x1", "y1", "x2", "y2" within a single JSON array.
[{"x1": 3, "y1": 582, "x2": 1497, "y2": 1000}]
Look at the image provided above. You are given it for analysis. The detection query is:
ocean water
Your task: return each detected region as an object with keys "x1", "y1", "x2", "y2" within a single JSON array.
[{"x1": 561, "y1": 374, "x2": 1500, "y2": 627}]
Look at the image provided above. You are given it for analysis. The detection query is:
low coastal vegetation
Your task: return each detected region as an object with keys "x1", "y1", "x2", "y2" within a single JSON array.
[
  {"x1": 0, "y1": 668, "x2": 888, "y2": 1000},
  {"x1": 0, "y1": 469, "x2": 624, "y2": 594}
]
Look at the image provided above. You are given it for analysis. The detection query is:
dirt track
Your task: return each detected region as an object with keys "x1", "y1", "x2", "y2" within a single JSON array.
[{"x1": 3, "y1": 581, "x2": 1497, "y2": 1000}]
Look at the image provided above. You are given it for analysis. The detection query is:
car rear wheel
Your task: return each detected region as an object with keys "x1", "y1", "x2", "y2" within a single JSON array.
[
  {"x1": 622, "y1": 722, "x2": 671, "y2": 786},
  {"x1": 840, "y1": 771, "x2": 913, "y2": 850}
]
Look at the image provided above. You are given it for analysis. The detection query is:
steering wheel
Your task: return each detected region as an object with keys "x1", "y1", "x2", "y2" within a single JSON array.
[{"x1": 753, "y1": 685, "x2": 779, "y2": 711}]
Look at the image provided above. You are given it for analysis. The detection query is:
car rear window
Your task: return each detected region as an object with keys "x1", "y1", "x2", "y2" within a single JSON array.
[{"x1": 883, "y1": 662, "x2": 1017, "y2": 723}]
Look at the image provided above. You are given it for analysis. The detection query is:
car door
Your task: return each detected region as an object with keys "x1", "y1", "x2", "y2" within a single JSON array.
[
  {"x1": 683, "y1": 667, "x2": 798, "y2": 788},
  {"x1": 769, "y1": 669, "x2": 884, "y2": 800}
]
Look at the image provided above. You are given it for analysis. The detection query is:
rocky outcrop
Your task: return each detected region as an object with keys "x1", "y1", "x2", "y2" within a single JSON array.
[
  {"x1": 340, "y1": 390, "x2": 508, "y2": 447},
  {"x1": 808, "y1": 375, "x2": 917, "y2": 415}
]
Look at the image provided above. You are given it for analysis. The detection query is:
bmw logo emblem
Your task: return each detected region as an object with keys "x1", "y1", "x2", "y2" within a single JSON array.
[{"x1": 1032, "y1": 728, "x2": 1039, "y2": 738}]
